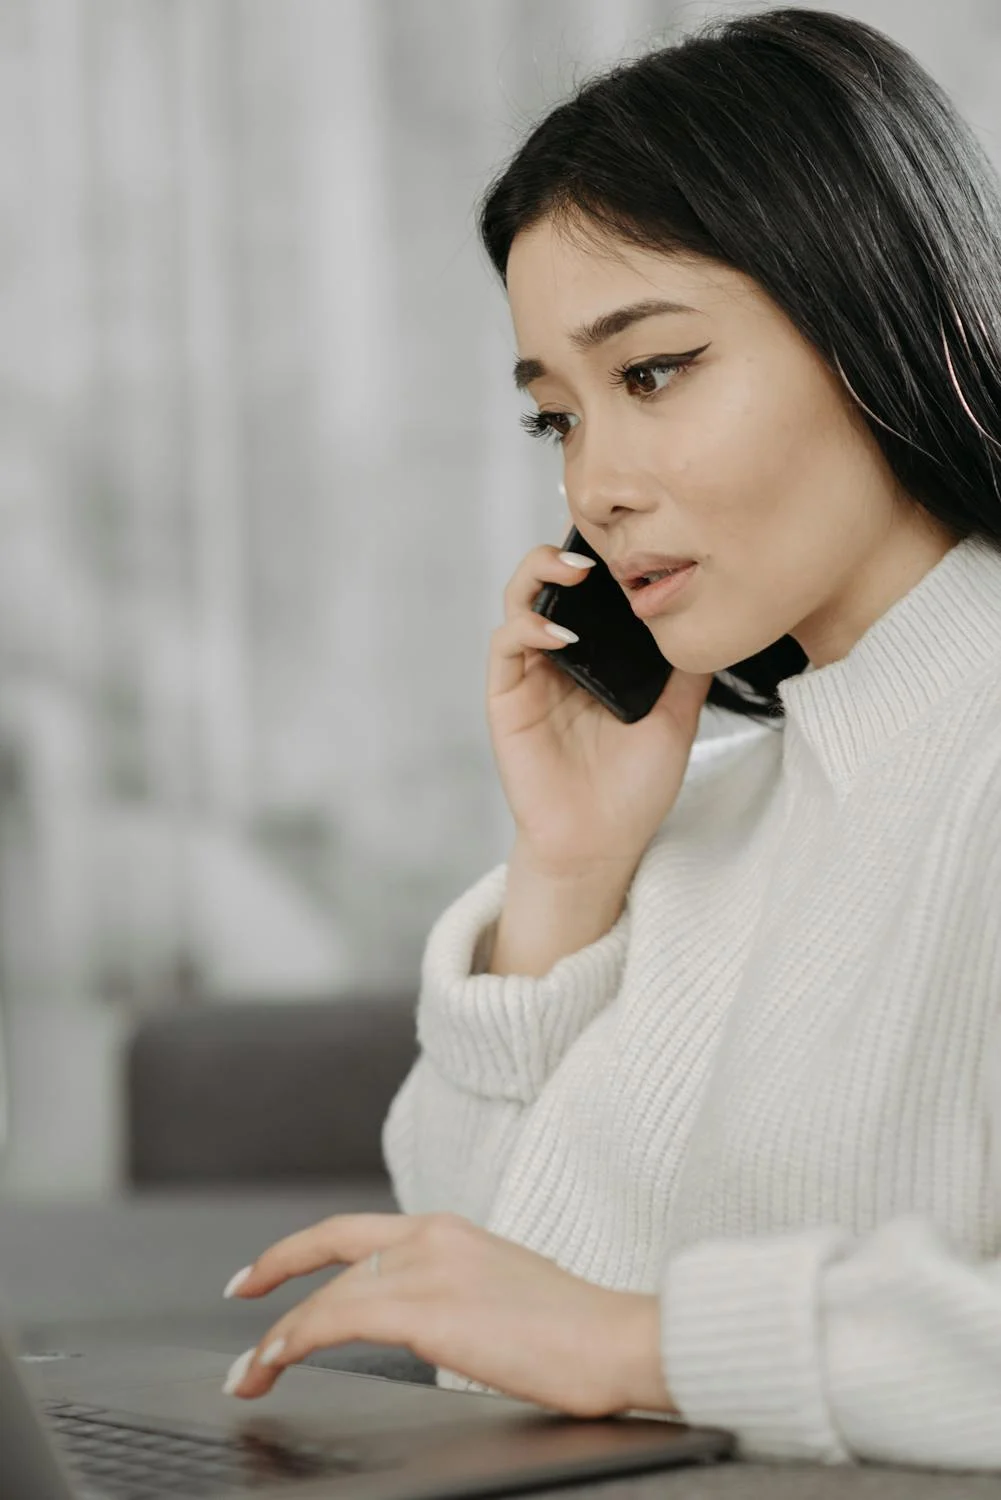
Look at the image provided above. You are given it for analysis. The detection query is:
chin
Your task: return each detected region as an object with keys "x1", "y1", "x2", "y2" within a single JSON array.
[
  {"x1": 653, "y1": 615, "x2": 780, "y2": 678},
  {"x1": 652, "y1": 634, "x2": 725, "y2": 676}
]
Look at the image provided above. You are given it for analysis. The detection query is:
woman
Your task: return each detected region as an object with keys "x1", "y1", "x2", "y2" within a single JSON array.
[{"x1": 218, "y1": 7, "x2": 1001, "y2": 1470}]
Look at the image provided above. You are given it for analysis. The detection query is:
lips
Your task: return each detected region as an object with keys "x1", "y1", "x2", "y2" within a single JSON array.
[
  {"x1": 629, "y1": 565, "x2": 690, "y2": 590},
  {"x1": 609, "y1": 553, "x2": 698, "y2": 588},
  {"x1": 628, "y1": 561, "x2": 698, "y2": 618}
]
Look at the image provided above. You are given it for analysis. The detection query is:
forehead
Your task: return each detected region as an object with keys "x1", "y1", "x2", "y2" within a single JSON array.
[{"x1": 505, "y1": 217, "x2": 759, "y2": 339}]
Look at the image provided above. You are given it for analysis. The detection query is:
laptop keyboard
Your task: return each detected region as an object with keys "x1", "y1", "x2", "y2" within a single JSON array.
[{"x1": 44, "y1": 1399, "x2": 369, "y2": 1497}]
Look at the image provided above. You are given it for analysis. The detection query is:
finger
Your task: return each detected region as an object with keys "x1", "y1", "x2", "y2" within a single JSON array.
[
  {"x1": 223, "y1": 1267, "x2": 406, "y2": 1400},
  {"x1": 488, "y1": 543, "x2": 600, "y2": 702},
  {"x1": 501, "y1": 543, "x2": 596, "y2": 621},
  {"x1": 222, "y1": 1212, "x2": 415, "y2": 1299},
  {"x1": 486, "y1": 609, "x2": 583, "y2": 701}
]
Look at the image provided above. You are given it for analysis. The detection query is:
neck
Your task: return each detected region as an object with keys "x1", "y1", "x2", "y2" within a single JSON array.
[{"x1": 792, "y1": 513, "x2": 959, "y2": 669}]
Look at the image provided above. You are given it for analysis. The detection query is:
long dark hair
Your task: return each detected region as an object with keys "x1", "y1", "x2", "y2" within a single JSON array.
[{"x1": 477, "y1": 6, "x2": 1001, "y2": 720}]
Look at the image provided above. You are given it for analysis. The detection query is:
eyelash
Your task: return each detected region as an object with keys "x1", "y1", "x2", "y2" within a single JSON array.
[{"x1": 519, "y1": 350, "x2": 704, "y2": 446}]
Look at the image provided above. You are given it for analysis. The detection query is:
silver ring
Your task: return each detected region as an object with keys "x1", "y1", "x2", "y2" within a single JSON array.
[{"x1": 368, "y1": 1249, "x2": 382, "y2": 1278}]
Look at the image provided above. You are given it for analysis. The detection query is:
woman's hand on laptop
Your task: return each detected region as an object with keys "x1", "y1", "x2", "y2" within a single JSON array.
[{"x1": 218, "y1": 1211, "x2": 679, "y2": 1419}]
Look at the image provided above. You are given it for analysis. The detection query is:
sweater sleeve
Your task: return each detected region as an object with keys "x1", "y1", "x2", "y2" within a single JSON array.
[
  {"x1": 382, "y1": 858, "x2": 630, "y2": 1224},
  {"x1": 660, "y1": 986, "x2": 1001, "y2": 1470},
  {"x1": 659, "y1": 1213, "x2": 1001, "y2": 1468}
]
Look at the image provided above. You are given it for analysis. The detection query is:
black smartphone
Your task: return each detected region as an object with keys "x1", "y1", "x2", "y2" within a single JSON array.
[{"x1": 530, "y1": 524, "x2": 673, "y2": 723}]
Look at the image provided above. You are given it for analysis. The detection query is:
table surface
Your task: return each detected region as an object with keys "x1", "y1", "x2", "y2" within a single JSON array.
[{"x1": 1, "y1": 1186, "x2": 998, "y2": 1500}]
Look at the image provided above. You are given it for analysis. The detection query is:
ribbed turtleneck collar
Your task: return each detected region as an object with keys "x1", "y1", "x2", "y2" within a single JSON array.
[{"x1": 776, "y1": 534, "x2": 1001, "y2": 787}]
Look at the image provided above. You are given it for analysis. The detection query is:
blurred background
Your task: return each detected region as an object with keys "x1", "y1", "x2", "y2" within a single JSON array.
[{"x1": 1, "y1": 0, "x2": 999, "y2": 1203}]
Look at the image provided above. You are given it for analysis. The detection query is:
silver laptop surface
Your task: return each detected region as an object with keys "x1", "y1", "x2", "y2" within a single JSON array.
[{"x1": 3, "y1": 1326, "x2": 734, "y2": 1499}]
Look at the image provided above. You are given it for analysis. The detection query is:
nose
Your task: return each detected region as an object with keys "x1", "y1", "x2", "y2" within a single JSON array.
[
  {"x1": 566, "y1": 455, "x2": 654, "y2": 530},
  {"x1": 562, "y1": 404, "x2": 657, "y2": 526}
]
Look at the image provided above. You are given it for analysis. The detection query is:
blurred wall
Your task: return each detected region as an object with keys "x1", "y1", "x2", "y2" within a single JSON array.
[{"x1": 1, "y1": 0, "x2": 999, "y2": 1193}]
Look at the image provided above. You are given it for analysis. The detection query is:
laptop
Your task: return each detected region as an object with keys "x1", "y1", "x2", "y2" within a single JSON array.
[{"x1": 4, "y1": 1325, "x2": 735, "y2": 1498}]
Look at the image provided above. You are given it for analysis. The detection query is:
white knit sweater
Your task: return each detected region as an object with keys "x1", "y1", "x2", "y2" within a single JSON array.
[{"x1": 382, "y1": 534, "x2": 1001, "y2": 1470}]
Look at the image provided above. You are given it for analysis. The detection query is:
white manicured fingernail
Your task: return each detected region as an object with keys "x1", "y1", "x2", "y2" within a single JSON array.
[
  {"x1": 223, "y1": 1265, "x2": 253, "y2": 1299},
  {"x1": 222, "y1": 1347, "x2": 255, "y2": 1396},
  {"x1": 259, "y1": 1337, "x2": 286, "y2": 1367},
  {"x1": 558, "y1": 552, "x2": 596, "y2": 570},
  {"x1": 544, "y1": 623, "x2": 579, "y2": 643}
]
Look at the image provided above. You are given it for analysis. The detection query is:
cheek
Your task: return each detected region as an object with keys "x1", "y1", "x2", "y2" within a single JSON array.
[
  {"x1": 681, "y1": 379, "x2": 827, "y2": 533},
  {"x1": 661, "y1": 421, "x2": 783, "y2": 537}
]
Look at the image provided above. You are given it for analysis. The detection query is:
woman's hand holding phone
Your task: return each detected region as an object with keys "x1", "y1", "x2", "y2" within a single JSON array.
[{"x1": 487, "y1": 542, "x2": 714, "y2": 887}]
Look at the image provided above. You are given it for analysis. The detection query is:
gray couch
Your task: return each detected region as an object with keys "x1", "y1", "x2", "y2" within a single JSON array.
[{"x1": 126, "y1": 992, "x2": 420, "y2": 1186}]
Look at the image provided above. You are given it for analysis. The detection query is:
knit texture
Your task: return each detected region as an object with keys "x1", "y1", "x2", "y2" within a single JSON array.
[{"x1": 382, "y1": 535, "x2": 1001, "y2": 1468}]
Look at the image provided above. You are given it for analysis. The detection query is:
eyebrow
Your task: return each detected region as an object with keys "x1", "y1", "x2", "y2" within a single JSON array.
[{"x1": 512, "y1": 297, "x2": 700, "y2": 391}]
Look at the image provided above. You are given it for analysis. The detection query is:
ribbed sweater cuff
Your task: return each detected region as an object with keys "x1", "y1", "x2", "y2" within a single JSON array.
[
  {"x1": 660, "y1": 1228, "x2": 855, "y2": 1464},
  {"x1": 417, "y1": 861, "x2": 630, "y2": 1104}
]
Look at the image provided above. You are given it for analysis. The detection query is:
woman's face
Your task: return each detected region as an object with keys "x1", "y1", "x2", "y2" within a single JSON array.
[{"x1": 505, "y1": 216, "x2": 956, "y2": 671}]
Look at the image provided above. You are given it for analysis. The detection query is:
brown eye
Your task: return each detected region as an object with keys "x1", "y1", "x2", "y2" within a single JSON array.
[
  {"x1": 609, "y1": 346, "x2": 709, "y2": 398},
  {"x1": 625, "y1": 366, "x2": 661, "y2": 395},
  {"x1": 613, "y1": 359, "x2": 683, "y2": 397},
  {"x1": 519, "y1": 410, "x2": 581, "y2": 445}
]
